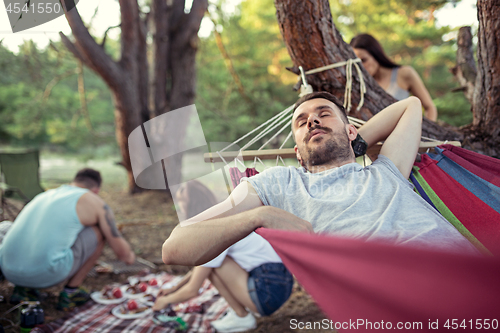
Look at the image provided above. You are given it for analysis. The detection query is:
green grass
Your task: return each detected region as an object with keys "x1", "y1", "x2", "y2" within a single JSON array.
[{"x1": 40, "y1": 152, "x2": 128, "y2": 191}]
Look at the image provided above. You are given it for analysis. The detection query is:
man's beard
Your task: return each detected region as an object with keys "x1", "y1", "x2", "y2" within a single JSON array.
[{"x1": 299, "y1": 126, "x2": 353, "y2": 169}]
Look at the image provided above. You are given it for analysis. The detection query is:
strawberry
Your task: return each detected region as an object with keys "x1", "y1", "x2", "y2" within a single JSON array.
[
  {"x1": 112, "y1": 287, "x2": 123, "y2": 299},
  {"x1": 127, "y1": 299, "x2": 138, "y2": 311},
  {"x1": 138, "y1": 282, "x2": 148, "y2": 293}
]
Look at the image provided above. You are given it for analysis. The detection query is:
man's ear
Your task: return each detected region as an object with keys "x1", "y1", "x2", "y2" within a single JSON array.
[
  {"x1": 346, "y1": 124, "x2": 358, "y2": 142},
  {"x1": 91, "y1": 187, "x2": 100, "y2": 195},
  {"x1": 295, "y1": 145, "x2": 304, "y2": 167}
]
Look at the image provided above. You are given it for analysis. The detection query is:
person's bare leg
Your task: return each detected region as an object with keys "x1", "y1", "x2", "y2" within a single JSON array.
[
  {"x1": 67, "y1": 226, "x2": 104, "y2": 287},
  {"x1": 209, "y1": 257, "x2": 258, "y2": 317},
  {"x1": 209, "y1": 271, "x2": 248, "y2": 317}
]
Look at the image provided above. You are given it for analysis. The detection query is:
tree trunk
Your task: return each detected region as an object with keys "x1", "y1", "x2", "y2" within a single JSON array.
[
  {"x1": 274, "y1": 0, "x2": 462, "y2": 141},
  {"x1": 462, "y1": 0, "x2": 500, "y2": 157},
  {"x1": 451, "y1": 27, "x2": 477, "y2": 103},
  {"x1": 61, "y1": 0, "x2": 208, "y2": 193}
]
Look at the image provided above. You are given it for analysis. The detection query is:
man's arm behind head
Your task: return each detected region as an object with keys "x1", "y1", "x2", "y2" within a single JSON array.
[{"x1": 358, "y1": 96, "x2": 422, "y2": 178}]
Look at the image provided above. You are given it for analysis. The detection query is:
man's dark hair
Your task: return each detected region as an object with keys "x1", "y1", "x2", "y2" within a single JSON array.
[
  {"x1": 73, "y1": 168, "x2": 102, "y2": 189},
  {"x1": 350, "y1": 33, "x2": 399, "y2": 69},
  {"x1": 293, "y1": 91, "x2": 349, "y2": 124}
]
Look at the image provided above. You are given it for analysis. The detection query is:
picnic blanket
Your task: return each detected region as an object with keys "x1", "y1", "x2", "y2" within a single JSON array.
[{"x1": 38, "y1": 273, "x2": 229, "y2": 333}]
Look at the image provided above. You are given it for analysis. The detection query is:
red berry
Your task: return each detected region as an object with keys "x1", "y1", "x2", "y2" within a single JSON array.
[
  {"x1": 127, "y1": 299, "x2": 138, "y2": 311},
  {"x1": 149, "y1": 278, "x2": 158, "y2": 286},
  {"x1": 138, "y1": 282, "x2": 148, "y2": 293},
  {"x1": 112, "y1": 287, "x2": 122, "y2": 299}
]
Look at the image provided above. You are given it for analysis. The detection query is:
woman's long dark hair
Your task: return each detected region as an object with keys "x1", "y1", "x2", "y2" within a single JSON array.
[{"x1": 350, "y1": 34, "x2": 399, "y2": 69}]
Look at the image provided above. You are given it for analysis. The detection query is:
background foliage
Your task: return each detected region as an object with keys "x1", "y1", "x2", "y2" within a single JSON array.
[{"x1": 0, "y1": 0, "x2": 474, "y2": 156}]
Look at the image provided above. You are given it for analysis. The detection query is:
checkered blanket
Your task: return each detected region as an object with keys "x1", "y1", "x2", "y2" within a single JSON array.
[{"x1": 38, "y1": 273, "x2": 228, "y2": 333}]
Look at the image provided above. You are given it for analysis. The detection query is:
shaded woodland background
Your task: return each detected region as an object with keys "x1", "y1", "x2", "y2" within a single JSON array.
[{"x1": 1, "y1": 0, "x2": 481, "y2": 175}]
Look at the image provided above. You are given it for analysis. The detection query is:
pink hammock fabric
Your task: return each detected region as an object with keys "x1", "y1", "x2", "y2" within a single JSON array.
[
  {"x1": 229, "y1": 167, "x2": 259, "y2": 188},
  {"x1": 442, "y1": 144, "x2": 500, "y2": 183},
  {"x1": 414, "y1": 149, "x2": 500, "y2": 256},
  {"x1": 230, "y1": 146, "x2": 500, "y2": 330},
  {"x1": 256, "y1": 228, "x2": 500, "y2": 332}
]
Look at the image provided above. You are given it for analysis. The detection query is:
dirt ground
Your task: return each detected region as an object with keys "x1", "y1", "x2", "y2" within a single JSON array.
[{"x1": 0, "y1": 185, "x2": 333, "y2": 333}]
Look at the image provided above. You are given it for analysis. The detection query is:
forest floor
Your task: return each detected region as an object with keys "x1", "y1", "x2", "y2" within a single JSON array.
[{"x1": 0, "y1": 184, "x2": 334, "y2": 333}]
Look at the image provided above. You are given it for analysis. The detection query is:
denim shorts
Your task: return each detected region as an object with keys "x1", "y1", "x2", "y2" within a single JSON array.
[{"x1": 247, "y1": 263, "x2": 293, "y2": 316}]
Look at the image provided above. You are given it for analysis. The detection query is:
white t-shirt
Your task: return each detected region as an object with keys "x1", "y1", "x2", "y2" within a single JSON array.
[
  {"x1": 202, "y1": 232, "x2": 282, "y2": 272},
  {"x1": 245, "y1": 155, "x2": 479, "y2": 255}
]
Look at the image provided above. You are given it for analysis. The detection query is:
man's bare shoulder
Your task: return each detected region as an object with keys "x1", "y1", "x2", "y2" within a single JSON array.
[
  {"x1": 78, "y1": 191, "x2": 105, "y2": 206},
  {"x1": 76, "y1": 191, "x2": 106, "y2": 225}
]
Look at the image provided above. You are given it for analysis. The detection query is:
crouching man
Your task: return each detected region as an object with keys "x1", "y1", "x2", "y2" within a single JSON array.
[{"x1": 0, "y1": 168, "x2": 135, "y2": 310}]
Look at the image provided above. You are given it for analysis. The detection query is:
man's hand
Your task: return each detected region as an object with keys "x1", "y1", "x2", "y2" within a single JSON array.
[
  {"x1": 152, "y1": 295, "x2": 172, "y2": 311},
  {"x1": 124, "y1": 250, "x2": 136, "y2": 265},
  {"x1": 252, "y1": 206, "x2": 314, "y2": 233},
  {"x1": 158, "y1": 287, "x2": 176, "y2": 297}
]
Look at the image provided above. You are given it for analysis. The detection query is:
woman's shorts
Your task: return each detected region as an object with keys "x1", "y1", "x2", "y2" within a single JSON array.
[{"x1": 247, "y1": 263, "x2": 293, "y2": 316}]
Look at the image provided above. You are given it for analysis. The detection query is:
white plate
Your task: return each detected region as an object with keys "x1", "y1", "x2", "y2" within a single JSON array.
[
  {"x1": 90, "y1": 291, "x2": 126, "y2": 305},
  {"x1": 142, "y1": 298, "x2": 156, "y2": 307},
  {"x1": 123, "y1": 286, "x2": 151, "y2": 299},
  {"x1": 141, "y1": 293, "x2": 157, "y2": 306},
  {"x1": 111, "y1": 304, "x2": 153, "y2": 319}
]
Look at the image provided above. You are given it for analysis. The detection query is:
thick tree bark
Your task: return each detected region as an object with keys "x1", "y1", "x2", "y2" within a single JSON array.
[
  {"x1": 274, "y1": 0, "x2": 462, "y2": 141},
  {"x1": 61, "y1": 0, "x2": 207, "y2": 193},
  {"x1": 463, "y1": 0, "x2": 500, "y2": 157}
]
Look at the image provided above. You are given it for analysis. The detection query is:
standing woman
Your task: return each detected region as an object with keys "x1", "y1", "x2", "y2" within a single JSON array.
[{"x1": 350, "y1": 33, "x2": 438, "y2": 121}]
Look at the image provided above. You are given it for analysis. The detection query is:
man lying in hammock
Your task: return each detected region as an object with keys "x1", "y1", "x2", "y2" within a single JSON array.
[{"x1": 162, "y1": 91, "x2": 479, "y2": 268}]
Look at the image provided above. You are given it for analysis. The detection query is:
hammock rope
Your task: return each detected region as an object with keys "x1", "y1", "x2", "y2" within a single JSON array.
[
  {"x1": 299, "y1": 58, "x2": 366, "y2": 113},
  {"x1": 257, "y1": 118, "x2": 293, "y2": 151},
  {"x1": 219, "y1": 104, "x2": 295, "y2": 153},
  {"x1": 218, "y1": 58, "x2": 366, "y2": 159},
  {"x1": 240, "y1": 111, "x2": 293, "y2": 152},
  {"x1": 210, "y1": 58, "x2": 453, "y2": 167}
]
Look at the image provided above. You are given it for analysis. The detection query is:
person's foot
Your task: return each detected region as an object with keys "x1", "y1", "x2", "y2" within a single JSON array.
[
  {"x1": 210, "y1": 308, "x2": 257, "y2": 332},
  {"x1": 57, "y1": 287, "x2": 90, "y2": 311},
  {"x1": 10, "y1": 286, "x2": 40, "y2": 304}
]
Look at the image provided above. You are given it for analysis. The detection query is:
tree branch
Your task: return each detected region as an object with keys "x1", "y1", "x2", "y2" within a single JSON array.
[
  {"x1": 77, "y1": 60, "x2": 95, "y2": 134},
  {"x1": 176, "y1": 0, "x2": 207, "y2": 44},
  {"x1": 43, "y1": 68, "x2": 78, "y2": 101},
  {"x1": 208, "y1": 10, "x2": 252, "y2": 105},
  {"x1": 59, "y1": 32, "x2": 96, "y2": 71},
  {"x1": 101, "y1": 24, "x2": 121, "y2": 48},
  {"x1": 169, "y1": 0, "x2": 186, "y2": 33},
  {"x1": 62, "y1": 0, "x2": 123, "y2": 89}
]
